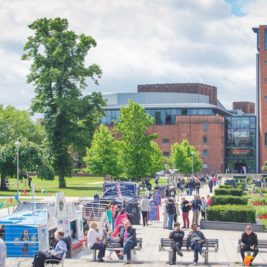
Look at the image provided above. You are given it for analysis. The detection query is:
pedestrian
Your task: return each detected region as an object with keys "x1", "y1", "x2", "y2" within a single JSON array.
[
  {"x1": 162, "y1": 199, "x2": 169, "y2": 229},
  {"x1": 168, "y1": 223, "x2": 184, "y2": 265},
  {"x1": 181, "y1": 197, "x2": 191, "y2": 229},
  {"x1": 145, "y1": 188, "x2": 150, "y2": 198},
  {"x1": 0, "y1": 237, "x2": 6, "y2": 267},
  {"x1": 174, "y1": 199, "x2": 180, "y2": 223},
  {"x1": 28, "y1": 175, "x2": 32, "y2": 189},
  {"x1": 240, "y1": 225, "x2": 259, "y2": 265},
  {"x1": 104, "y1": 205, "x2": 113, "y2": 231},
  {"x1": 87, "y1": 221, "x2": 106, "y2": 262},
  {"x1": 186, "y1": 224, "x2": 206, "y2": 265},
  {"x1": 115, "y1": 207, "x2": 128, "y2": 228},
  {"x1": 32, "y1": 230, "x2": 68, "y2": 267},
  {"x1": 110, "y1": 203, "x2": 117, "y2": 231},
  {"x1": 191, "y1": 195, "x2": 201, "y2": 226},
  {"x1": 208, "y1": 178, "x2": 213, "y2": 193},
  {"x1": 200, "y1": 197, "x2": 207, "y2": 220},
  {"x1": 119, "y1": 219, "x2": 137, "y2": 264},
  {"x1": 140, "y1": 195, "x2": 150, "y2": 227},
  {"x1": 207, "y1": 195, "x2": 212, "y2": 206},
  {"x1": 188, "y1": 177, "x2": 194, "y2": 195},
  {"x1": 195, "y1": 178, "x2": 201, "y2": 195},
  {"x1": 166, "y1": 197, "x2": 176, "y2": 230}
]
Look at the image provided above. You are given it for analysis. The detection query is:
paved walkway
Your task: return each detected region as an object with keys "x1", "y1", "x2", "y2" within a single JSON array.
[{"x1": 5, "y1": 181, "x2": 267, "y2": 267}]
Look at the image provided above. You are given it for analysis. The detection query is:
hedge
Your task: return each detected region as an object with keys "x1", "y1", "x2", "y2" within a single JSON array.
[
  {"x1": 206, "y1": 205, "x2": 256, "y2": 223},
  {"x1": 214, "y1": 188, "x2": 243, "y2": 196},
  {"x1": 212, "y1": 195, "x2": 248, "y2": 205}
]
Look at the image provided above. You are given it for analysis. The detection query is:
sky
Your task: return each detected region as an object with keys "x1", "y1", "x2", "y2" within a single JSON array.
[{"x1": 0, "y1": 0, "x2": 267, "y2": 110}]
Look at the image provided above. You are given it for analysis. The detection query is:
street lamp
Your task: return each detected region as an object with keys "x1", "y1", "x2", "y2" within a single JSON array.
[
  {"x1": 15, "y1": 141, "x2": 21, "y2": 201},
  {"x1": 191, "y1": 151, "x2": 195, "y2": 176}
]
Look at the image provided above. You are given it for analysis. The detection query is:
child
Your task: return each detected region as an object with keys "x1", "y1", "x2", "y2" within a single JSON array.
[{"x1": 107, "y1": 231, "x2": 120, "y2": 260}]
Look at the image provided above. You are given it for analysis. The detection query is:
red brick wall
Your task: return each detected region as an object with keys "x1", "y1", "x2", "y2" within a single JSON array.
[
  {"x1": 148, "y1": 115, "x2": 225, "y2": 173},
  {"x1": 233, "y1": 102, "x2": 255, "y2": 114},
  {"x1": 137, "y1": 83, "x2": 217, "y2": 105}
]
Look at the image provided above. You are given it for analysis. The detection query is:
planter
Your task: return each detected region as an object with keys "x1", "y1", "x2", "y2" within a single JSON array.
[{"x1": 200, "y1": 219, "x2": 265, "y2": 232}]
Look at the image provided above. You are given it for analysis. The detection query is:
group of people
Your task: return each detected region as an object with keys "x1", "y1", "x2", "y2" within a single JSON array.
[
  {"x1": 162, "y1": 194, "x2": 212, "y2": 230},
  {"x1": 87, "y1": 219, "x2": 137, "y2": 264},
  {"x1": 168, "y1": 223, "x2": 259, "y2": 266}
]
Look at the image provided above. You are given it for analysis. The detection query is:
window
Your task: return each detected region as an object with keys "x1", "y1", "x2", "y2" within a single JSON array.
[
  {"x1": 265, "y1": 133, "x2": 267, "y2": 146},
  {"x1": 163, "y1": 138, "x2": 169, "y2": 144},
  {"x1": 265, "y1": 29, "x2": 267, "y2": 49},
  {"x1": 202, "y1": 150, "x2": 208, "y2": 157},
  {"x1": 203, "y1": 136, "x2": 208, "y2": 144},
  {"x1": 181, "y1": 109, "x2": 188, "y2": 115},
  {"x1": 203, "y1": 122, "x2": 209, "y2": 131},
  {"x1": 203, "y1": 163, "x2": 208, "y2": 169},
  {"x1": 163, "y1": 151, "x2": 169, "y2": 157},
  {"x1": 264, "y1": 77, "x2": 267, "y2": 83},
  {"x1": 264, "y1": 60, "x2": 267, "y2": 64}
]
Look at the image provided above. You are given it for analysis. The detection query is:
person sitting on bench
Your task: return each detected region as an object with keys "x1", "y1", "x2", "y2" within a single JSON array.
[
  {"x1": 169, "y1": 222, "x2": 184, "y2": 265},
  {"x1": 186, "y1": 224, "x2": 206, "y2": 265},
  {"x1": 240, "y1": 225, "x2": 258, "y2": 265},
  {"x1": 32, "y1": 230, "x2": 68, "y2": 267},
  {"x1": 118, "y1": 219, "x2": 137, "y2": 265}
]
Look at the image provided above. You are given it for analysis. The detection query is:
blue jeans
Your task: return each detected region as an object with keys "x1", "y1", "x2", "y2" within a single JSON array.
[
  {"x1": 168, "y1": 213, "x2": 175, "y2": 229},
  {"x1": 191, "y1": 242, "x2": 203, "y2": 262},
  {"x1": 189, "y1": 187, "x2": 193, "y2": 195},
  {"x1": 123, "y1": 240, "x2": 135, "y2": 260},
  {"x1": 91, "y1": 242, "x2": 106, "y2": 259}
]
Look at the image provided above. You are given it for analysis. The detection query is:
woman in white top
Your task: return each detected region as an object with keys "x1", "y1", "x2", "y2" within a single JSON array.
[
  {"x1": 162, "y1": 199, "x2": 168, "y2": 229},
  {"x1": 87, "y1": 221, "x2": 106, "y2": 262}
]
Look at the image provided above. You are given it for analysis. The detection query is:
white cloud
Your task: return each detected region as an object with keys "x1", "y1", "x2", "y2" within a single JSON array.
[{"x1": 0, "y1": 0, "x2": 266, "y2": 110}]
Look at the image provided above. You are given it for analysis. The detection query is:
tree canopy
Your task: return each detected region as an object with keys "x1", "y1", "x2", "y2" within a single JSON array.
[
  {"x1": 22, "y1": 17, "x2": 105, "y2": 187},
  {"x1": 170, "y1": 139, "x2": 203, "y2": 175}
]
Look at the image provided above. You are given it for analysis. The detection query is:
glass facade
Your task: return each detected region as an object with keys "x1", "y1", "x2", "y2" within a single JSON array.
[
  {"x1": 101, "y1": 108, "x2": 214, "y2": 125},
  {"x1": 225, "y1": 116, "x2": 257, "y2": 173}
]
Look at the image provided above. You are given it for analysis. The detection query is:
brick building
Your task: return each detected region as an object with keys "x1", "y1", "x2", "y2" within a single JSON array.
[{"x1": 101, "y1": 83, "x2": 257, "y2": 174}]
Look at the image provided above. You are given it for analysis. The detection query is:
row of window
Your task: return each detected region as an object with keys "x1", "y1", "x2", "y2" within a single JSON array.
[
  {"x1": 162, "y1": 149, "x2": 208, "y2": 157},
  {"x1": 225, "y1": 117, "x2": 256, "y2": 129},
  {"x1": 162, "y1": 136, "x2": 208, "y2": 144}
]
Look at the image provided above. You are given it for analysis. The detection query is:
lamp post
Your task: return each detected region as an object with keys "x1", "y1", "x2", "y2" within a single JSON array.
[
  {"x1": 15, "y1": 141, "x2": 21, "y2": 201},
  {"x1": 191, "y1": 151, "x2": 195, "y2": 176}
]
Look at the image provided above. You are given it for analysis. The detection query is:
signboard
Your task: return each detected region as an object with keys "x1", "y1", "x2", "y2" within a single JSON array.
[
  {"x1": 103, "y1": 182, "x2": 139, "y2": 198},
  {"x1": 153, "y1": 190, "x2": 161, "y2": 206},
  {"x1": 148, "y1": 200, "x2": 159, "y2": 221}
]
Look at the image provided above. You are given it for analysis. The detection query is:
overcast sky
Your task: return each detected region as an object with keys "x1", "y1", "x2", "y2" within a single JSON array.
[{"x1": 0, "y1": 0, "x2": 266, "y2": 110}]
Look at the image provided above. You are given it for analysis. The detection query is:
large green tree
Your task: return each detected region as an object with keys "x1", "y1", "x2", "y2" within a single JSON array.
[
  {"x1": 170, "y1": 139, "x2": 203, "y2": 175},
  {"x1": 148, "y1": 141, "x2": 165, "y2": 176},
  {"x1": 84, "y1": 125, "x2": 120, "y2": 177},
  {"x1": 115, "y1": 100, "x2": 157, "y2": 180},
  {"x1": 22, "y1": 17, "x2": 105, "y2": 187}
]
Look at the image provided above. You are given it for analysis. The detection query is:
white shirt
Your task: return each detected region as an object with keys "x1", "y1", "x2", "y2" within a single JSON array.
[
  {"x1": 87, "y1": 228, "x2": 103, "y2": 248},
  {"x1": 0, "y1": 238, "x2": 6, "y2": 267},
  {"x1": 140, "y1": 198, "x2": 150, "y2": 212}
]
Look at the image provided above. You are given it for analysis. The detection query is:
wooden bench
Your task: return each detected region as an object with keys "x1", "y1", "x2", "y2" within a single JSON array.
[
  {"x1": 159, "y1": 238, "x2": 219, "y2": 264},
  {"x1": 237, "y1": 239, "x2": 267, "y2": 253},
  {"x1": 44, "y1": 252, "x2": 66, "y2": 267},
  {"x1": 91, "y1": 238, "x2": 142, "y2": 262}
]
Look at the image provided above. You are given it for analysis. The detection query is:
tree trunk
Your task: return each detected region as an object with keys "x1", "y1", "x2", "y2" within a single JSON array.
[
  {"x1": 0, "y1": 174, "x2": 8, "y2": 191},
  {"x1": 58, "y1": 174, "x2": 66, "y2": 188}
]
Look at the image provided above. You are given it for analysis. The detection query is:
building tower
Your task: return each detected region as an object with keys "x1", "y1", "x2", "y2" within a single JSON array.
[{"x1": 253, "y1": 26, "x2": 267, "y2": 172}]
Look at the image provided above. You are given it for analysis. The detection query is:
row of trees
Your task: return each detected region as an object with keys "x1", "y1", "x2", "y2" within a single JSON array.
[{"x1": 84, "y1": 101, "x2": 203, "y2": 179}]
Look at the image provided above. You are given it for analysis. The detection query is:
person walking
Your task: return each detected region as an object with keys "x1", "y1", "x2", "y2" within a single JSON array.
[
  {"x1": 168, "y1": 223, "x2": 184, "y2": 265},
  {"x1": 0, "y1": 237, "x2": 6, "y2": 267},
  {"x1": 174, "y1": 200, "x2": 180, "y2": 223},
  {"x1": 181, "y1": 197, "x2": 191, "y2": 229},
  {"x1": 208, "y1": 178, "x2": 213, "y2": 193},
  {"x1": 140, "y1": 195, "x2": 150, "y2": 227},
  {"x1": 186, "y1": 224, "x2": 206, "y2": 265},
  {"x1": 195, "y1": 178, "x2": 201, "y2": 195},
  {"x1": 166, "y1": 197, "x2": 176, "y2": 230},
  {"x1": 207, "y1": 195, "x2": 212, "y2": 206},
  {"x1": 191, "y1": 195, "x2": 202, "y2": 226},
  {"x1": 200, "y1": 197, "x2": 208, "y2": 220},
  {"x1": 162, "y1": 199, "x2": 169, "y2": 229},
  {"x1": 119, "y1": 219, "x2": 137, "y2": 264},
  {"x1": 240, "y1": 225, "x2": 259, "y2": 265}
]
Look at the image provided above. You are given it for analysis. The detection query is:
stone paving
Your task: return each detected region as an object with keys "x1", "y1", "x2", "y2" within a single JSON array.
[{"x1": 5, "y1": 182, "x2": 267, "y2": 267}]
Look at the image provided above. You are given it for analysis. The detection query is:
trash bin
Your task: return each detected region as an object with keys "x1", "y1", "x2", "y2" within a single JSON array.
[{"x1": 125, "y1": 200, "x2": 140, "y2": 225}]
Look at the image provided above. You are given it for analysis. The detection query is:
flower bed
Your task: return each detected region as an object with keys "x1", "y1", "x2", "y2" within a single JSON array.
[{"x1": 257, "y1": 214, "x2": 267, "y2": 219}]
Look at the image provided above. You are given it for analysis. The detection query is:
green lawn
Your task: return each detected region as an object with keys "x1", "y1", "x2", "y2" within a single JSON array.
[{"x1": 0, "y1": 176, "x2": 104, "y2": 198}]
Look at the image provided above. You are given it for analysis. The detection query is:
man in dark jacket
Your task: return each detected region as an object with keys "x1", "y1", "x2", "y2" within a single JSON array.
[
  {"x1": 119, "y1": 219, "x2": 137, "y2": 264},
  {"x1": 166, "y1": 197, "x2": 176, "y2": 230},
  {"x1": 191, "y1": 195, "x2": 202, "y2": 226},
  {"x1": 186, "y1": 224, "x2": 206, "y2": 265},
  {"x1": 240, "y1": 225, "x2": 258, "y2": 264},
  {"x1": 169, "y1": 223, "x2": 184, "y2": 265}
]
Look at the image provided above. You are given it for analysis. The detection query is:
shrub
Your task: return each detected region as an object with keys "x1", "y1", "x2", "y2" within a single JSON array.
[
  {"x1": 249, "y1": 198, "x2": 267, "y2": 206},
  {"x1": 206, "y1": 205, "x2": 256, "y2": 223},
  {"x1": 219, "y1": 185, "x2": 232, "y2": 189},
  {"x1": 212, "y1": 195, "x2": 248, "y2": 205},
  {"x1": 214, "y1": 188, "x2": 243, "y2": 196}
]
